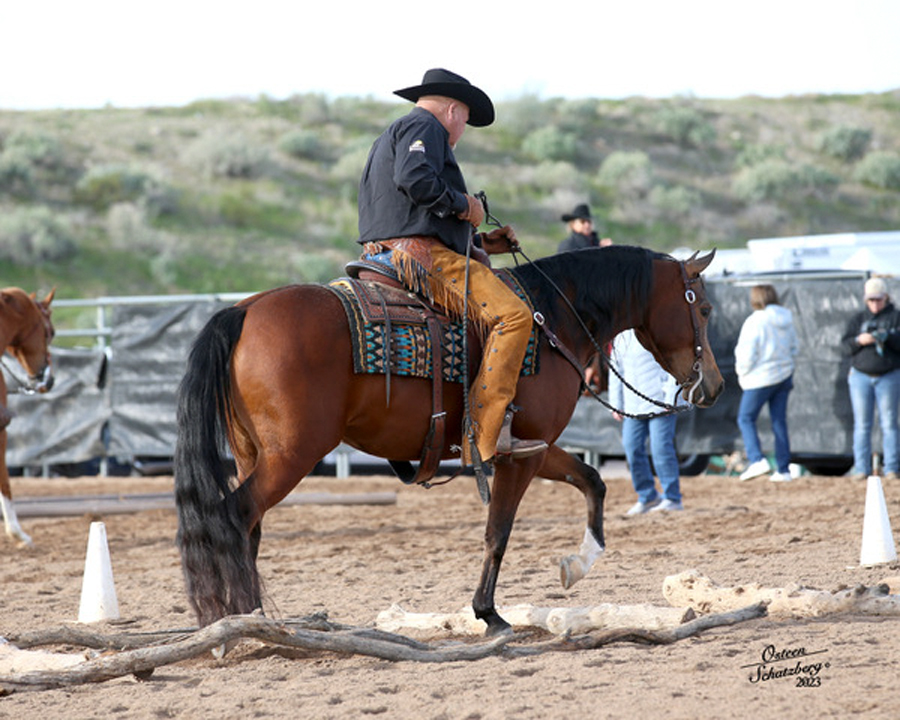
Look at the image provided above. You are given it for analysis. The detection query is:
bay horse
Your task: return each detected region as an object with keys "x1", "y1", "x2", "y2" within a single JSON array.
[
  {"x1": 175, "y1": 246, "x2": 723, "y2": 634},
  {"x1": 1, "y1": 287, "x2": 55, "y2": 546}
]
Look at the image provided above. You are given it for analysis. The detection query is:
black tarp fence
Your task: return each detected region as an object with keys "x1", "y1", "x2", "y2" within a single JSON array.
[
  {"x1": 4, "y1": 347, "x2": 107, "y2": 466},
  {"x1": 3, "y1": 271, "x2": 875, "y2": 473},
  {"x1": 106, "y1": 300, "x2": 230, "y2": 459},
  {"x1": 558, "y1": 269, "x2": 872, "y2": 467},
  {"x1": 5, "y1": 297, "x2": 232, "y2": 472}
]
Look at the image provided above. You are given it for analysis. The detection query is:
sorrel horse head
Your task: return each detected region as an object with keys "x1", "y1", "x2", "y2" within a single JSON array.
[
  {"x1": 175, "y1": 245, "x2": 722, "y2": 634},
  {"x1": 1, "y1": 287, "x2": 55, "y2": 546}
]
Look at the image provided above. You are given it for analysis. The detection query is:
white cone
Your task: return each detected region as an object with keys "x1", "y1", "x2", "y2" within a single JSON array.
[
  {"x1": 860, "y1": 476, "x2": 898, "y2": 567},
  {"x1": 78, "y1": 521, "x2": 120, "y2": 622}
]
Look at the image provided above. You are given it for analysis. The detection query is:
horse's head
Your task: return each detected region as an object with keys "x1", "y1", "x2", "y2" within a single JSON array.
[
  {"x1": 1, "y1": 287, "x2": 56, "y2": 394},
  {"x1": 634, "y1": 251, "x2": 723, "y2": 407}
]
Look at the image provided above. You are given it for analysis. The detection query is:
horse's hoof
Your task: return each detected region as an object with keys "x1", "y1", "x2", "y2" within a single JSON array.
[
  {"x1": 560, "y1": 555, "x2": 585, "y2": 589},
  {"x1": 484, "y1": 621, "x2": 514, "y2": 638},
  {"x1": 5, "y1": 531, "x2": 32, "y2": 547},
  {"x1": 211, "y1": 636, "x2": 242, "y2": 659}
]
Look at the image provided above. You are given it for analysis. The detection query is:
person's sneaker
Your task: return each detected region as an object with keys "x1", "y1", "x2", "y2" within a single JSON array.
[
  {"x1": 884, "y1": 471, "x2": 899, "y2": 481},
  {"x1": 626, "y1": 498, "x2": 662, "y2": 515},
  {"x1": 769, "y1": 472, "x2": 792, "y2": 483},
  {"x1": 739, "y1": 458, "x2": 771, "y2": 481},
  {"x1": 847, "y1": 472, "x2": 868, "y2": 482},
  {"x1": 650, "y1": 498, "x2": 684, "y2": 512}
]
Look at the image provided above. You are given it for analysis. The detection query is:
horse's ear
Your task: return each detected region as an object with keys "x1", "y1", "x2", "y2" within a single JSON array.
[
  {"x1": 688, "y1": 249, "x2": 716, "y2": 274},
  {"x1": 43, "y1": 287, "x2": 56, "y2": 306}
]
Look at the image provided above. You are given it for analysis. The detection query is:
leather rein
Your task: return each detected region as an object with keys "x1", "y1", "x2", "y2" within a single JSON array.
[
  {"x1": 528, "y1": 259, "x2": 704, "y2": 420},
  {"x1": 478, "y1": 197, "x2": 705, "y2": 421}
]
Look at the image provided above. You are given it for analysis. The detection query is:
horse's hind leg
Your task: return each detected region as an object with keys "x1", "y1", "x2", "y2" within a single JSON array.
[
  {"x1": 0, "y1": 430, "x2": 31, "y2": 546},
  {"x1": 536, "y1": 444, "x2": 606, "y2": 589}
]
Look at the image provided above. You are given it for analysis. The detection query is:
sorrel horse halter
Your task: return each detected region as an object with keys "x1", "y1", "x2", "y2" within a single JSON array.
[{"x1": 477, "y1": 193, "x2": 706, "y2": 421}]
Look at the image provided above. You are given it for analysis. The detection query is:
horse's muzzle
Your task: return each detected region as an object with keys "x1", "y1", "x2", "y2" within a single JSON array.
[
  {"x1": 684, "y1": 378, "x2": 723, "y2": 407},
  {"x1": 31, "y1": 367, "x2": 54, "y2": 393}
]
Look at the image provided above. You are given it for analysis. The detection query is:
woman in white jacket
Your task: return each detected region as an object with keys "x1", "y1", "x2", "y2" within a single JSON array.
[
  {"x1": 608, "y1": 329, "x2": 684, "y2": 514},
  {"x1": 735, "y1": 284, "x2": 799, "y2": 482}
]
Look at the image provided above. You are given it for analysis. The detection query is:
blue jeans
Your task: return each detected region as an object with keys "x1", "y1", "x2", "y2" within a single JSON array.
[
  {"x1": 848, "y1": 367, "x2": 900, "y2": 475},
  {"x1": 737, "y1": 375, "x2": 793, "y2": 474},
  {"x1": 621, "y1": 414, "x2": 681, "y2": 503}
]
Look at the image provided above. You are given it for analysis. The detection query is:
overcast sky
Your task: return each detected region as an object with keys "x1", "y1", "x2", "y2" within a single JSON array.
[{"x1": 3, "y1": 0, "x2": 898, "y2": 110}]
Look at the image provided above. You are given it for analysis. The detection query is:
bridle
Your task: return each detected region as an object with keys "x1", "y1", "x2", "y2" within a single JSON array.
[
  {"x1": 632, "y1": 261, "x2": 708, "y2": 406},
  {"x1": 676, "y1": 261, "x2": 707, "y2": 406},
  {"x1": 475, "y1": 192, "x2": 707, "y2": 420},
  {"x1": 534, "y1": 258, "x2": 707, "y2": 420}
]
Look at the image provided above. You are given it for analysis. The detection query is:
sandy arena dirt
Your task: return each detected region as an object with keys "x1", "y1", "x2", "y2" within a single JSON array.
[{"x1": 1, "y1": 466, "x2": 899, "y2": 719}]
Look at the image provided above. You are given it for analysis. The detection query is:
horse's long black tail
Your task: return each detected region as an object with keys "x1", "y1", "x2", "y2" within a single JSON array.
[{"x1": 174, "y1": 304, "x2": 260, "y2": 626}]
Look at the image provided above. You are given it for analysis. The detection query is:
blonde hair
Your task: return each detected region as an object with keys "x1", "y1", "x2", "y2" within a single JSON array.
[{"x1": 750, "y1": 284, "x2": 779, "y2": 310}]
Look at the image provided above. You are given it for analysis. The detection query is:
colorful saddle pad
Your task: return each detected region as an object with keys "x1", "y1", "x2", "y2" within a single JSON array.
[{"x1": 328, "y1": 271, "x2": 540, "y2": 382}]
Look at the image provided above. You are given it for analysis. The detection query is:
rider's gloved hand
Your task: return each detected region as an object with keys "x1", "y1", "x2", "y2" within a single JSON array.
[
  {"x1": 458, "y1": 194, "x2": 485, "y2": 228},
  {"x1": 480, "y1": 225, "x2": 519, "y2": 254}
]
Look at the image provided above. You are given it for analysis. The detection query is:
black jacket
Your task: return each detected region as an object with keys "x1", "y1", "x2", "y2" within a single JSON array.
[
  {"x1": 841, "y1": 300, "x2": 900, "y2": 375},
  {"x1": 358, "y1": 107, "x2": 472, "y2": 254},
  {"x1": 557, "y1": 231, "x2": 599, "y2": 253}
]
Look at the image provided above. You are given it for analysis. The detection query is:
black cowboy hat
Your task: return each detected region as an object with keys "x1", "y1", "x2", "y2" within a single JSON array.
[
  {"x1": 394, "y1": 68, "x2": 495, "y2": 127},
  {"x1": 561, "y1": 204, "x2": 592, "y2": 222}
]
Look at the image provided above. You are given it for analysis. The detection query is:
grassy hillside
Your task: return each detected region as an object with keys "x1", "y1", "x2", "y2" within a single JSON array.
[{"x1": 3, "y1": 90, "x2": 900, "y2": 313}]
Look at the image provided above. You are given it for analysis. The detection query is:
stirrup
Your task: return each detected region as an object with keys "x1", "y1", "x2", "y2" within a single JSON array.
[
  {"x1": 495, "y1": 405, "x2": 548, "y2": 460},
  {"x1": 495, "y1": 406, "x2": 516, "y2": 455}
]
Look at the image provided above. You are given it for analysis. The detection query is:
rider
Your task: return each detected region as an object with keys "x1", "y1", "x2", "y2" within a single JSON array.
[{"x1": 357, "y1": 68, "x2": 548, "y2": 471}]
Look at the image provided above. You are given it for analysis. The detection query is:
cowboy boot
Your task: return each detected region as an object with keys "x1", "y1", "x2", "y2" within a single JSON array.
[{"x1": 495, "y1": 406, "x2": 547, "y2": 460}]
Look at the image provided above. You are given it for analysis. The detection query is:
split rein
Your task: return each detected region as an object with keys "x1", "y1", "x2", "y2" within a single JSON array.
[{"x1": 476, "y1": 194, "x2": 703, "y2": 421}]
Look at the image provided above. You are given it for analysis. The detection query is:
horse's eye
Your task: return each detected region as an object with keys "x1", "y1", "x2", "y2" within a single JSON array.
[{"x1": 700, "y1": 306, "x2": 711, "y2": 318}]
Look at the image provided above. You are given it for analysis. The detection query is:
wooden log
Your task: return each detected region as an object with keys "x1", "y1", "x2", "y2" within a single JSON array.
[
  {"x1": 0, "y1": 603, "x2": 767, "y2": 692},
  {"x1": 0, "y1": 614, "x2": 513, "y2": 691},
  {"x1": 0, "y1": 641, "x2": 87, "y2": 674},
  {"x1": 3, "y1": 615, "x2": 349, "y2": 652},
  {"x1": 503, "y1": 603, "x2": 768, "y2": 656},
  {"x1": 662, "y1": 569, "x2": 900, "y2": 618},
  {"x1": 375, "y1": 602, "x2": 695, "y2": 636}
]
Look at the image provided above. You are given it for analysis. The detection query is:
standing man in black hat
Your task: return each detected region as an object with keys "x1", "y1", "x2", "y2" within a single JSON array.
[
  {"x1": 357, "y1": 68, "x2": 547, "y2": 472},
  {"x1": 557, "y1": 203, "x2": 610, "y2": 253}
]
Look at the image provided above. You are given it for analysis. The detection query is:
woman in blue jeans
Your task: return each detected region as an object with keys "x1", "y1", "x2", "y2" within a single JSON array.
[
  {"x1": 841, "y1": 277, "x2": 900, "y2": 480},
  {"x1": 608, "y1": 329, "x2": 684, "y2": 514},
  {"x1": 735, "y1": 285, "x2": 799, "y2": 482}
]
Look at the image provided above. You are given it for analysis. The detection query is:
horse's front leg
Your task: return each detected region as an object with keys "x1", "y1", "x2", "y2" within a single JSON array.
[
  {"x1": 472, "y1": 457, "x2": 541, "y2": 636},
  {"x1": 536, "y1": 444, "x2": 605, "y2": 589},
  {"x1": 1, "y1": 430, "x2": 32, "y2": 546}
]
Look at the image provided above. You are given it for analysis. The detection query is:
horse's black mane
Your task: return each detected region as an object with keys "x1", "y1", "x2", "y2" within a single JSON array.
[{"x1": 510, "y1": 245, "x2": 670, "y2": 340}]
